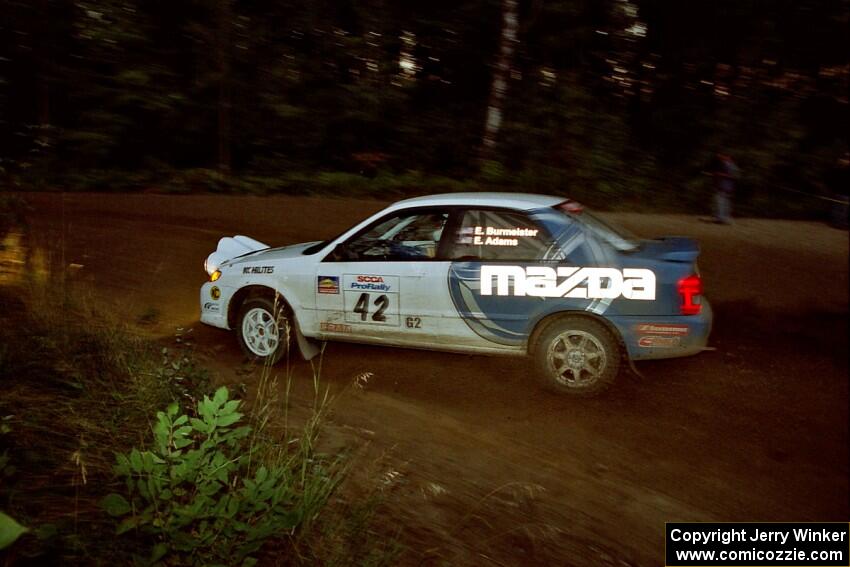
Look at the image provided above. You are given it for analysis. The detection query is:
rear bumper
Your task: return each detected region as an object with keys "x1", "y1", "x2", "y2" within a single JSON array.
[{"x1": 609, "y1": 299, "x2": 713, "y2": 361}]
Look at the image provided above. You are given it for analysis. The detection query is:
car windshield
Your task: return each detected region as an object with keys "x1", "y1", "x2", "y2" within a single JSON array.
[{"x1": 553, "y1": 202, "x2": 639, "y2": 252}]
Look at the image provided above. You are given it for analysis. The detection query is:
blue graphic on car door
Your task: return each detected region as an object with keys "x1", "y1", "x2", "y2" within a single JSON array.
[{"x1": 446, "y1": 212, "x2": 619, "y2": 346}]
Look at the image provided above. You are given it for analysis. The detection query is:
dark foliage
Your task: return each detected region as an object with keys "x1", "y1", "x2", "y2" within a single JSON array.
[{"x1": 0, "y1": 0, "x2": 847, "y2": 215}]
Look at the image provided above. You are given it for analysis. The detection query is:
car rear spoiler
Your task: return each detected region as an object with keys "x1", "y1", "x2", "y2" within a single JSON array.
[
  {"x1": 204, "y1": 235, "x2": 269, "y2": 274},
  {"x1": 653, "y1": 237, "x2": 700, "y2": 263}
]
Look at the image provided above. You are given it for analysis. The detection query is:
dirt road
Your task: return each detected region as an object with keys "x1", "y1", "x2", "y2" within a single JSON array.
[{"x1": 22, "y1": 192, "x2": 849, "y2": 565}]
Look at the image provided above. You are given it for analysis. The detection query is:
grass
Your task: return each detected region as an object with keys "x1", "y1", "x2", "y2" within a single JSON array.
[
  {"x1": 0, "y1": 278, "x2": 209, "y2": 563},
  {"x1": 0, "y1": 264, "x2": 400, "y2": 565}
]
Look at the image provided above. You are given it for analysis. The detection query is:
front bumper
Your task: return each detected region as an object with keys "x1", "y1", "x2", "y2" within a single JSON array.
[
  {"x1": 199, "y1": 281, "x2": 230, "y2": 329},
  {"x1": 609, "y1": 299, "x2": 713, "y2": 361}
]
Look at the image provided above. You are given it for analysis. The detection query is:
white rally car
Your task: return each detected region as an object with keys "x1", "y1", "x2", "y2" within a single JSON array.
[{"x1": 200, "y1": 193, "x2": 712, "y2": 395}]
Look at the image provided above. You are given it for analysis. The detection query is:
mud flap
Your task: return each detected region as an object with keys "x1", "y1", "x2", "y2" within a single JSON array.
[
  {"x1": 294, "y1": 324, "x2": 322, "y2": 361},
  {"x1": 627, "y1": 356, "x2": 645, "y2": 380}
]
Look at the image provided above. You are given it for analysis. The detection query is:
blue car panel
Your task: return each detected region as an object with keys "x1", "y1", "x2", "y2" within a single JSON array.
[{"x1": 446, "y1": 205, "x2": 711, "y2": 357}]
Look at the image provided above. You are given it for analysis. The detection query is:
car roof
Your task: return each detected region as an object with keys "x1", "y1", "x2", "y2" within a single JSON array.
[{"x1": 386, "y1": 192, "x2": 566, "y2": 212}]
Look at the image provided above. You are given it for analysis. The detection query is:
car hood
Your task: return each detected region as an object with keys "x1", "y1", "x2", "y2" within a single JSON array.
[{"x1": 225, "y1": 241, "x2": 323, "y2": 266}]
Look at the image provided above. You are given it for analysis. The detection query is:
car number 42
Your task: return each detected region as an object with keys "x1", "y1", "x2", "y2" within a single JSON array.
[{"x1": 353, "y1": 292, "x2": 389, "y2": 322}]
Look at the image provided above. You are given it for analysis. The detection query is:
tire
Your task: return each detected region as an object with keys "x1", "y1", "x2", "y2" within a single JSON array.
[
  {"x1": 236, "y1": 296, "x2": 291, "y2": 365},
  {"x1": 531, "y1": 316, "x2": 621, "y2": 396}
]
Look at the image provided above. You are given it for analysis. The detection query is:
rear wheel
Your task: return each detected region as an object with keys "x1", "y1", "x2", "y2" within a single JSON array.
[
  {"x1": 531, "y1": 316, "x2": 620, "y2": 396},
  {"x1": 236, "y1": 296, "x2": 290, "y2": 365}
]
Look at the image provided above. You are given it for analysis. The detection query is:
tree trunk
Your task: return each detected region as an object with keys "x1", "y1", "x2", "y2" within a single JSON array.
[
  {"x1": 37, "y1": 0, "x2": 50, "y2": 129},
  {"x1": 216, "y1": 0, "x2": 232, "y2": 175},
  {"x1": 480, "y1": 0, "x2": 519, "y2": 163}
]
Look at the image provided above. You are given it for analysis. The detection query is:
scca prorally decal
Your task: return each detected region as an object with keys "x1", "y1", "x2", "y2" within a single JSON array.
[
  {"x1": 480, "y1": 266, "x2": 655, "y2": 300},
  {"x1": 243, "y1": 266, "x2": 274, "y2": 275},
  {"x1": 349, "y1": 275, "x2": 392, "y2": 292}
]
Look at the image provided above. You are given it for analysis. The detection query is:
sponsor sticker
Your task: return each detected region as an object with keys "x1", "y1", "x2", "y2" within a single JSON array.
[
  {"x1": 635, "y1": 323, "x2": 689, "y2": 336},
  {"x1": 480, "y1": 265, "x2": 656, "y2": 300},
  {"x1": 243, "y1": 265, "x2": 274, "y2": 275},
  {"x1": 342, "y1": 275, "x2": 400, "y2": 325},
  {"x1": 348, "y1": 274, "x2": 394, "y2": 293},
  {"x1": 317, "y1": 275, "x2": 340, "y2": 294},
  {"x1": 638, "y1": 335, "x2": 680, "y2": 348},
  {"x1": 203, "y1": 301, "x2": 220, "y2": 313},
  {"x1": 320, "y1": 321, "x2": 352, "y2": 333},
  {"x1": 210, "y1": 286, "x2": 221, "y2": 300}
]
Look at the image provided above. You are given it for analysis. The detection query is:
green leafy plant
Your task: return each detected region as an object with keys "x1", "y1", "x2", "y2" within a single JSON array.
[
  {"x1": 0, "y1": 417, "x2": 27, "y2": 552},
  {"x1": 0, "y1": 511, "x2": 28, "y2": 550},
  {"x1": 102, "y1": 386, "x2": 336, "y2": 566}
]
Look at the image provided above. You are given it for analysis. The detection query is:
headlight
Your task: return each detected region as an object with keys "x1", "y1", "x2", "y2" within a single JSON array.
[
  {"x1": 205, "y1": 252, "x2": 226, "y2": 276},
  {"x1": 210, "y1": 270, "x2": 222, "y2": 282}
]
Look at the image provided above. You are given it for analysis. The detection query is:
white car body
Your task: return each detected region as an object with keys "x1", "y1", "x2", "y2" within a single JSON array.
[
  {"x1": 199, "y1": 192, "x2": 712, "y2": 380},
  {"x1": 200, "y1": 194, "x2": 568, "y2": 356}
]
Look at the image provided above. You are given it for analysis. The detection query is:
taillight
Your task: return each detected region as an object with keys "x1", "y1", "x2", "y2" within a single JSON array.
[{"x1": 678, "y1": 274, "x2": 702, "y2": 315}]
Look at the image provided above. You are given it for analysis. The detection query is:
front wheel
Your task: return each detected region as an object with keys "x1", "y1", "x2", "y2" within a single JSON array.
[
  {"x1": 236, "y1": 297, "x2": 291, "y2": 365},
  {"x1": 531, "y1": 316, "x2": 620, "y2": 396}
]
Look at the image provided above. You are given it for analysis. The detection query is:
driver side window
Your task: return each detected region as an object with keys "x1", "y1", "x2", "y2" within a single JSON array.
[{"x1": 332, "y1": 210, "x2": 450, "y2": 261}]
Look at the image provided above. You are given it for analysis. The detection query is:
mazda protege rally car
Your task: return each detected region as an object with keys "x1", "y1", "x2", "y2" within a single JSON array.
[{"x1": 200, "y1": 193, "x2": 712, "y2": 396}]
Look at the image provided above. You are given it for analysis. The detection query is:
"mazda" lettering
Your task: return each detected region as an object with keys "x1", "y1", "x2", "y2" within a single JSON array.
[{"x1": 480, "y1": 266, "x2": 655, "y2": 300}]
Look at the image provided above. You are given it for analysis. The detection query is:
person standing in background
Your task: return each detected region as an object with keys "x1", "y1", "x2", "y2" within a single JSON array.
[{"x1": 708, "y1": 152, "x2": 740, "y2": 224}]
